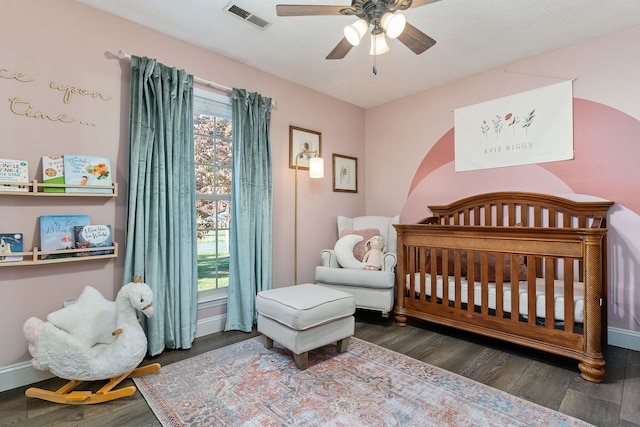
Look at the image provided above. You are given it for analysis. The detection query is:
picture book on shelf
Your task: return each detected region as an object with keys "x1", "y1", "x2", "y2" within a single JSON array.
[
  {"x1": 39, "y1": 215, "x2": 90, "y2": 258},
  {"x1": 73, "y1": 225, "x2": 113, "y2": 256},
  {"x1": 0, "y1": 233, "x2": 24, "y2": 262},
  {"x1": 0, "y1": 159, "x2": 29, "y2": 192},
  {"x1": 63, "y1": 155, "x2": 112, "y2": 194},
  {"x1": 42, "y1": 156, "x2": 65, "y2": 193}
]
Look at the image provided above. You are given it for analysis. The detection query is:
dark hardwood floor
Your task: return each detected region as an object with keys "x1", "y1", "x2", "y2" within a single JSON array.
[{"x1": 2, "y1": 310, "x2": 639, "y2": 426}]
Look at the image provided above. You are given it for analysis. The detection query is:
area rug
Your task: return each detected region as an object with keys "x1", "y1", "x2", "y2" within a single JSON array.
[{"x1": 134, "y1": 336, "x2": 592, "y2": 427}]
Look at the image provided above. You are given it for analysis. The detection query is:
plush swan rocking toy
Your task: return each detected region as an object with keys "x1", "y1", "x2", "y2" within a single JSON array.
[{"x1": 22, "y1": 276, "x2": 160, "y2": 404}]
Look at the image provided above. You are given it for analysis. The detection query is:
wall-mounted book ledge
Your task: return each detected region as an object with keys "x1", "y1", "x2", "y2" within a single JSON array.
[
  {"x1": 0, "y1": 180, "x2": 117, "y2": 197},
  {"x1": 0, "y1": 243, "x2": 118, "y2": 267}
]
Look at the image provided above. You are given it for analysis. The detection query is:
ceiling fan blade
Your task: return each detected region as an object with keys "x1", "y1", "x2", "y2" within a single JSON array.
[
  {"x1": 326, "y1": 37, "x2": 354, "y2": 60},
  {"x1": 276, "y1": 5, "x2": 348, "y2": 16},
  {"x1": 408, "y1": 0, "x2": 441, "y2": 8},
  {"x1": 397, "y1": 22, "x2": 436, "y2": 54}
]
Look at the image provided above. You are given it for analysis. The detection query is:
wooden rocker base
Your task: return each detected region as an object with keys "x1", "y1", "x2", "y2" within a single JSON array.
[{"x1": 25, "y1": 363, "x2": 161, "y2": 405}]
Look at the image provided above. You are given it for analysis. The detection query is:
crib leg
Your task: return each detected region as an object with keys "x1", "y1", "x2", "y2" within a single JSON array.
[
  {"x1": 395, "y1": 313, "x2": 407, "y2": 326},
  {"x1": 578, "y1": 362, "x2": 605, "y2": 383}
]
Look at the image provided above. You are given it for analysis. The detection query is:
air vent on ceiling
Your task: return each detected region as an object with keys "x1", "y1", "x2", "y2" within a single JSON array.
[{"x1": 224, "y1": 3, "x2": 270, "y2": 29}]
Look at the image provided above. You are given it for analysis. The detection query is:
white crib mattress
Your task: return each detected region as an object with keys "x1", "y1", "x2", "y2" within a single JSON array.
[{"x1": 405, "y1": 273, "x2": 584, "y2": 323}]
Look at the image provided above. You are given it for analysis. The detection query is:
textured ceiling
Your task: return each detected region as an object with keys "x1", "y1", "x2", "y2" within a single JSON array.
[{"x1": 79, "y1": 0, "x2": 640, "y2": 108}]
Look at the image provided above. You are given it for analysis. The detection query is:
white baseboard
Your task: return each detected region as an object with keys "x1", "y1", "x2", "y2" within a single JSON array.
[
  {"x1": 195, "y1": 313, "x2": 227, "y2": 338},
  {"x1": 608, "y1": 326, "x2": 640, "y2": 351},
  {"x1": 3, "y1": 322, "x2": 638, "y2": 393},
  {"x1": 0, "y1": 361, "x2": 55, "y2": 393},
  {"x1": 0, "y1": 314, "x2": 228, "y2": 393}
]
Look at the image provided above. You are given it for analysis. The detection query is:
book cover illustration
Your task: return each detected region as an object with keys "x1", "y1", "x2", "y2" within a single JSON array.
[
  {"x1": 63, "y1": 155, "x2": 112, "y2": 194},
  {"x1": 0, "y1": 159, "x2": 29, "y2": 192},
  {"x1": 39, "y1": 215, "x2": 90, "y2": 258},
  {"x1": 42, "y1": 156, "x2": 65, "y2": 193},
  {"x1": 73, "y1": 225, "x2": 113, "y2": 256},
  {"x1": 0, "y1": 233, "x2": 24, "y2": 262}
]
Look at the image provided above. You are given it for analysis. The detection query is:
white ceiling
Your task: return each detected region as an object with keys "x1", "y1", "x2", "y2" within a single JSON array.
[{"x1": 79, "y1": 0, "x2": 640, "y2": 108}]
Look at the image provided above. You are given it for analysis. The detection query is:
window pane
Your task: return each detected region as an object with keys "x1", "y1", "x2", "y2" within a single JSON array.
[{"x1": 194, "y1": 89, "x2": 232, "y2": 295}]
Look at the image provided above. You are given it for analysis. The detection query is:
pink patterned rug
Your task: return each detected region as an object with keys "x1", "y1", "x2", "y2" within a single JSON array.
[{"x1": 134, "y1": 336, "x2": 592, "y2": 426}]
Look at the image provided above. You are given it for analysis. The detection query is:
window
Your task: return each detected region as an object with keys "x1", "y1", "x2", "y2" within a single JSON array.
[{"x1": 193, "y1": 88, "x2": 232, "y2": 299}]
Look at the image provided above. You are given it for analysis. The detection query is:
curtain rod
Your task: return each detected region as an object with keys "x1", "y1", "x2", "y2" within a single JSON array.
[{"x1": 117, "y1": 50, "x2": 232, "y2": 94}]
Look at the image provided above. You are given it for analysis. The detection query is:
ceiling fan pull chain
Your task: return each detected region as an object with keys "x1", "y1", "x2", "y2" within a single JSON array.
[{"x1": 372, "y1": 35, "x2": 378, "y2": 75}]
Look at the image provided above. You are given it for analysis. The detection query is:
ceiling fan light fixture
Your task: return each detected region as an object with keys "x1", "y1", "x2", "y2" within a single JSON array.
[
  {"x1": 344, "y1": 18, "x2": 368, "y2": 46},
  {"x1": 381, "y1": 12, "x2": 406, "y2": 39},
  {"x1": 369, "y1": 32, "x2": 389, "y2": 56}
]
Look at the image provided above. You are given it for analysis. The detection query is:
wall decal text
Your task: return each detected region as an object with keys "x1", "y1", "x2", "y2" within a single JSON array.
[
  {"x1": 49, "y1": 81, "x2": 113, "y2": 104},
  {"x1": 0, "y1": 67, "x2": 34, "y2": 82},
  {"x1": 8, "y1": 96, "x2": 75, "y2": 123}
]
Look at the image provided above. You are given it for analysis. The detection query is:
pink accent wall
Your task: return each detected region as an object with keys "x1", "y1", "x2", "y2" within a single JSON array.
[{"x1": 366, "y1": 27, "x2": 640, "y2": 337}]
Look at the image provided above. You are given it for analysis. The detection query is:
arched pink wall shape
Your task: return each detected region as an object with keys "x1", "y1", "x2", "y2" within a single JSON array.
[
  {"x1": 402, "y1": 98, "x2": 640, "y2": 335},
  {"x1": 407, "y1": 128, "x2": 454, "y2": 196},
  {"x1": 405, "y1": 98, "x2": 640, "y2": 216},
  {"x1": 540, "y1": 99, "x2": 640, "y2": 215}
]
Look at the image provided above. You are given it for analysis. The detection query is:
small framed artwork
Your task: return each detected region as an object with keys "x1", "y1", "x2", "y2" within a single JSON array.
[
  {"x1": 332, "y1": 154, "x2": 358, "y2": 193},
  {"x1": 289, "y1": 126, "x2": 322, "y2": 170}
]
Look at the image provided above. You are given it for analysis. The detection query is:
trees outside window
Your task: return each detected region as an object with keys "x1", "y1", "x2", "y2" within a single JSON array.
[{"x1": 194, "y1": 89, "x2": 232, "y2": 297}]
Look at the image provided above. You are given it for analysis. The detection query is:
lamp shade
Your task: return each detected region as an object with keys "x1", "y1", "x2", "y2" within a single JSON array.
[
  {"x1": 309, "y1": 157, "x2": 324, "y2": 178},
  {"x1": 344, "y1": 18, "x2": 368, "y2": 46},
  {"x1": 369, "y1": 33, "x2": 389, "y2": 55},
  {"x1": 381, "y1": 12, "x2": 406, "y2": 39}
]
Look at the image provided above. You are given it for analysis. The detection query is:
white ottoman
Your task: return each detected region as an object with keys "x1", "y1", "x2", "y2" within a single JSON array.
[{"x1": 256, "y1": 283, "x2": 355, "y2": 370}]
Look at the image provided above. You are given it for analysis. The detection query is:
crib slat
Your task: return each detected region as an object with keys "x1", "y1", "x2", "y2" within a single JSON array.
[
  {"x1": 429, "y1": 249, "x2": 437, "y2": 303},
  {"x1": 442, "y1": 249, "x2": 450, "y2": 305},
  {"x1": 479, "y1": 252, "x2": 488, "y2": 314},
  {"x1": 409, "y1": 246, "x2": 416, "y2": 298},
  {"x1": 508, "y1": 203, "x2": 516, "y2": 226},
  {"x1": 495, "y1": 254, "x2": 505, "y2": 318},
  {"x1": 419, "y1": 247, "x2": 426, "y2": 302},
  {"x1": 549, "y1": 208, "x2": 557, "y2": 227},
  {"x1": 564, "y1": 258, "x2": 575, "y2": 333},
  {"x1": 520, "y1": 204, "x2": 529, "y2": 226},
  {"x1": 545, "y1": 258, "x2": 555, "y2": 329}
]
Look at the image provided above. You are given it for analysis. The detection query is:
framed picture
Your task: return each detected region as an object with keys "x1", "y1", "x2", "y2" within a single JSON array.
[
  {"x1": 289, "y1": 126, "x2": 322, "y2": 170},
  {"x1": 332, "y1": 154, "x2": 358, "y2": 193}
]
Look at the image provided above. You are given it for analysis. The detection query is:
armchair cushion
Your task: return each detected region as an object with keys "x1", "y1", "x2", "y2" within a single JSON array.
[{"x1": 315, "y1": 266, "x2": 395, "y2": 289}]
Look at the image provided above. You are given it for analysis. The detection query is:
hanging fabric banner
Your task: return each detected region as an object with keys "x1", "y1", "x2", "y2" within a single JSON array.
[{"x1": 453, "y1": 80, "x2": 573, "y2": 171}]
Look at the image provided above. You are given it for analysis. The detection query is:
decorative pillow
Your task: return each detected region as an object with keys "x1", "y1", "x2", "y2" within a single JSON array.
[
  {"x1": 334, "y1": 234, "x2": 366, "y2": 269},
  {"x1": 339, "y1": 228, "x2": 380, "y2": 261}
]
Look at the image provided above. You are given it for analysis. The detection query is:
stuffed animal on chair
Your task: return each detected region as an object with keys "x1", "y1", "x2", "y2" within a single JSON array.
[{"x1": 362, "y1": 235, "x2": 385, "y2": 271}]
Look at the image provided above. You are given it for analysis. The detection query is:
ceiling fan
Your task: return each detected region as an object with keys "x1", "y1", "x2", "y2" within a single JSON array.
[{"x1": 276, "y1": 0, "x2": 440, "y2": 60}]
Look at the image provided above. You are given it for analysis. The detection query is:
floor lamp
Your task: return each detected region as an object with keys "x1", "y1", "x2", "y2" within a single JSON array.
[{"x1": 294, "y1": 150, "x2": 324, "y2": 285}]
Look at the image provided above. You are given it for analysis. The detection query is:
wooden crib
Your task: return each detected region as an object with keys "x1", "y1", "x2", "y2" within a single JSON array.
[{"x1": 394, "y1": 192, "x2": 613, "y2": 382}]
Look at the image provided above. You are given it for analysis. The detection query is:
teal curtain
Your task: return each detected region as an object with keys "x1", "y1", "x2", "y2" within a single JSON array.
[
  {"x1": 225, "y1": 88, "x2": 273, "y2": 332},
  {"x1": 124, "y1": 56, "x2": 197, "y2": 356}
]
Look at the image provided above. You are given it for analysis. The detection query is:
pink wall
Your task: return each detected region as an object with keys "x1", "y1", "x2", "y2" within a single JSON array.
[
  {"x1": 366, "y1": 26, "x2": 640, "y2": 340},
  {"x1": 0, "y1": 0, "x2": 365, "y2": 368}
]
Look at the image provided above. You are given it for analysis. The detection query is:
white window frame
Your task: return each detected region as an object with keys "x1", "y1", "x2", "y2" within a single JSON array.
[{"x1": 194, "y1": 88, "x2": 232, "y2": 304}]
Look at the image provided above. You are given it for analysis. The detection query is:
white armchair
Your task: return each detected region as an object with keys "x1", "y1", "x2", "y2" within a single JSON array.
[{"x1": 315, "y1": 215, "x2": 400, "y2": 315}]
